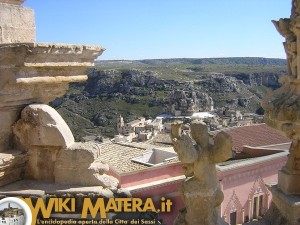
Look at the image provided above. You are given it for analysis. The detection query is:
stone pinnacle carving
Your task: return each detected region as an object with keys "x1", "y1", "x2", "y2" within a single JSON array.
[
  {"x1": 170, "y1": 120, "x2": 232, "y2": 225},
  {"x1": 263, "y1": 0, "x2": 300, "y2": 196},
  {"x1": 258, "y1": 1, "x2": 300, "y2": 224}
]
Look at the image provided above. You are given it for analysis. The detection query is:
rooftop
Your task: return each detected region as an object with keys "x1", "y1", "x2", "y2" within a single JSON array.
[
  {"x1": 191, "y1": 112, "x2": 215, "y2": 119},
  {"x1": 104, "y1": 124, "x2": 290, "y2": 175},
  {"x1": 210, "y1": 124, "x2": 290, "y2": 152},
  {"x1": 100, "y1": 142, "x2": 177, "y2": 174},
  {"x1": 217, "y1": 151, "x2": 288, "y2": 171}
]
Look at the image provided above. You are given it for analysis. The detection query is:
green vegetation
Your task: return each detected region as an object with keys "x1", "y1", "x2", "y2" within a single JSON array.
[
  {"x1": 55, "y1": 97, "x2": 163, "y2": 140},
  {"x1": 95, "y1": 58, "x2": 286, "y2": 82},
  {"x1": 52, "y1": 57, "x2": 287, "y2": 140}
]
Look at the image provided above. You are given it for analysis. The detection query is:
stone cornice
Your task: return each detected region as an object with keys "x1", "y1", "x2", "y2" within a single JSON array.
[
  {"x1": 0, "y1": 0, "x2": 25, "y2": 6},
  {"x1": 0, "y1": 42, "x2": 105, "y2": 107},
  {"x1": 0, "y1": 43, "x2": 104, "y2": 67}
]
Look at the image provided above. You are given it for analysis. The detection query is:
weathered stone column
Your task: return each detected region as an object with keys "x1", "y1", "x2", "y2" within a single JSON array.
[{"x1": 262, "y1": 0, "x2": 300, "y2": 224}]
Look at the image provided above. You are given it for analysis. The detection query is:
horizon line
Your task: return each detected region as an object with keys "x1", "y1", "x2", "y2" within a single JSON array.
[{"x1": 97, "y1": 56, "x2": 287, "y2": 61}]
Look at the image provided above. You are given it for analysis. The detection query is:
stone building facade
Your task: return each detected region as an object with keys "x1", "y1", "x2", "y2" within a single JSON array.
[{"x1": 116, "y1": 115, "x2": 163, "y2": 142}]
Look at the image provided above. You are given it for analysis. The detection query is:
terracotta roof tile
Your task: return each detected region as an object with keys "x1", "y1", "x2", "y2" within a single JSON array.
[
  {"x1": 210, "y1": 124, "x2": 290, "y2": 152},
  {"x1": 100, "y1": 142, "x2": 178, "y2": 174}
]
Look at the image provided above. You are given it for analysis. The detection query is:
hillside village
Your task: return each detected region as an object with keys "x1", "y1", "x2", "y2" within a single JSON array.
[
  {"x1": 113, "y1": 108, "x2": 263, "y2": 143},
  {"x1": 53, "y1": 59, "x2": 286, "y2": 140}
]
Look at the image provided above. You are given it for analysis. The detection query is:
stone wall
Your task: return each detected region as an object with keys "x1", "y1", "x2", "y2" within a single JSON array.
[{"x1": 0, "y1": 2, "x2": 35, "y2": 43}]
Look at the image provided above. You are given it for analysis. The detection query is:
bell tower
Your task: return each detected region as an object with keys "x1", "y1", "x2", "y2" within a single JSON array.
[{"x1": 117, "y1": 115, "x2": 124, "y2": 133}]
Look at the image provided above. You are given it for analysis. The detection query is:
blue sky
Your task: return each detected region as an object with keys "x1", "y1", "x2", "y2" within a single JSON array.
[{"x1": 23, "y1": 0, "x2": 290, "y2": 60}]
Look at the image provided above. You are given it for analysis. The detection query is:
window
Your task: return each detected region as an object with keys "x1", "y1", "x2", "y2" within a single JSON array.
[
  {"x1": 259, "y1": 195, "x2": 263, "y2": 216},
  {"x1": 230, "y1": 212, "x2": 237, "y2": 225},
  {"x1": 253, "y1": 195, "x2": 264, "y2": 220}
]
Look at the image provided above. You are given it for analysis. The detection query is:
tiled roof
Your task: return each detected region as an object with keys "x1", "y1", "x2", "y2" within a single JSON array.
[
  {"x1": 101, "y1": 124, "x2": 289, "y2": 174},
  {"x1": 100, "y1": 142, "x2": 177, "y2": 174},
  {"x1": 210, "y1": 124, "x2": 290, "y2": 152}
]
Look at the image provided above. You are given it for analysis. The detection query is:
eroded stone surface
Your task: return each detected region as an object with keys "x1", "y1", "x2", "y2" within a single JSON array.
[
  {"x1": 55, "y1": 142, "x2": 119, "y2": 189},
  {"x1": 0, "y1": 43, "x2": 104, "y2": 153},
  {"x1": 259, "y1": 1, "x2": 300, "y2": 224},
  {"x1": 0, "y1": 0, "x2": 121, "y2": 202},
  {"x1": 0, "y1": 0, "x2": 25, "y2": 5},
  {"x1": 262, "y1": 0, "x2": 300, "y2": 197},
  {"x1": 13, "y1": 104, "x2": 75, "y2": 148},
  {"x1": 246, "y1": 203, "x2": 288, "y2": 225},
  {"x1": 12, "y1": 104, "x2": 119, "y2": 189},
  {"x1": 0, "y1": 150, "x2": 27, "y2": 186},
  {"x1": 171, "y1": 120, "x2": 232, "y2": 225},
  {"x1": 0, "y1": 43, "x2": 104, "y2": 107},
  {"x1": 12, "y1": 104, "x2": 74, "y2": 182},
  {"x1": 268, "y1": 185, "x2": 300, "y2": 225},
  {"x1": 0, "y1": 2, "x2": 35, "y2": 43}
]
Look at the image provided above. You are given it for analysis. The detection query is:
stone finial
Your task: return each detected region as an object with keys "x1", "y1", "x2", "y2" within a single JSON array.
[{"x1": 171, "y1": 120, "x2": 232, "y2": 225}]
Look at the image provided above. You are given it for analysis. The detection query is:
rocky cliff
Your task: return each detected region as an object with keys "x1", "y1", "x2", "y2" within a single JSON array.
[
  {"x1": 51, "y1": 57, "x2": 287, "y2": 139},
  {"x1": 167, "y1": 90, "x2": 214, "y2": 116}
]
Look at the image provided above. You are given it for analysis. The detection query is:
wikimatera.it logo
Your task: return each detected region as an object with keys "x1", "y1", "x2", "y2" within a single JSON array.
[{"x1": 14, "y1": 197, "x2": 173, "y2": 225}]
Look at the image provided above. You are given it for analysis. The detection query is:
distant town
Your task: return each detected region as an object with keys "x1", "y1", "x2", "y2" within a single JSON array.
[
  {"x1": 80, "y1": 94, "x2": 263, "y2": 144},
  {"x1": 0, "y1": 204, "x2": 24, "y2": 225},
  {"x1": 113, "y1": 109, "x2": 262, "y2": 143}
]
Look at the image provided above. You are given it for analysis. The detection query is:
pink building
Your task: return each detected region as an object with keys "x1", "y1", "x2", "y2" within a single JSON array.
[
  {"x1": 102, "y1": 124, "x2": 290, "y2": 225},
  {"x1": 219, "y1": 149, "x2": 287, "y2": 224}
]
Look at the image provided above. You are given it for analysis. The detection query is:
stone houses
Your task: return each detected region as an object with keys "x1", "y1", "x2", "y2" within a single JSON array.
[
  {"x1": 116, "y1": 115, "x2": 163, "y2": 142},
  {"x1": 215, "y1": 109, "x2": 263, "y2": 129},
  {"x1": 0, "y1": 204, "x2": 24, "y2": 225}
]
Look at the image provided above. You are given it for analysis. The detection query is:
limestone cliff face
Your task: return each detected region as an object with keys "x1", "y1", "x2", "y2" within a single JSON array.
[
  {"x1": 51, "y1": 66, "x2": 283, "y2": 138},
  {"x1": 167, "y1": 90, "x2": 214, "y2": 116},
  {"x1": 195, "y1": 73, "x2": 241, "y2": 94},
  {"x1": 85, "y1": 69, "x2": 167, "y2": 95},
  {"x1": 229, "y1": 72, "x2": 282, "y2": 88}
]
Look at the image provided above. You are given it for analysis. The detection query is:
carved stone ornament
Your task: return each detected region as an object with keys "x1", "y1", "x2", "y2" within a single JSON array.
[
  {"x1": 263, "y1": 0, "x2": 300, "y2": 196},
  {"x1": 171, "y1": 120, "x2": 232, "y2": 225}
]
